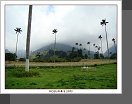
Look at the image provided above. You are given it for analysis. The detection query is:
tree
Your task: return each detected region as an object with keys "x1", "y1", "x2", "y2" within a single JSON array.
[
  {"x1": 98, "y1": 35, "x2": 103, "y2": 56},
  {"x1": 75, "y1": 43, "x2": 78, "y2": 51},
  {"x1": 95, "y1": 45, "x2": 98, "y2": 52},
  {"x1": 25, "y1": 5, "x2": 33, "y2": 71},
  {"x1": 52, "y1": 29, "x2": 58, "y2": 63},
  {"x1": 14, "y1": 27, "x2": 22, "y2": 60},
  {"x1": 100, "y1": 19, "x2": 109, "y2": 58},
  {"x1": 87, "y1": 42, "x2": 90, "y2": 58},
  {"x1": 79, "y1": 43, "x2": 82, "y2": 49},
  {"x1": 110, "y1": 52, "x2": 112, "y2": 56},
  {"x1": 75, "y1": 43, "x2": 78, "y2": 57},
  {"x1": 94, "y1": 45, "x2": 99, "y2": 59},
  {"x1": 97, "y1": 46, "x2": 101, "y2": 58},
  {"x1": 72, "y1": 47, "x2": 75, "y2": 52},
  {"x1": 5, "y1": 53, "x2": 16, "y2": 61},
  {"x1": 112, "y1": 38, "x2": 117, "y2": 53},
  {"x1": 77, "y1": 44, "x2": 82, "y2": 58},
  {"x1": 36, "y1": 52, "x2": 41, "y2": 59},
  {"x1": 83, "y1": 48, "x2": 86, "y2": 59},
  {"x1": 110, "y1": 53, "x2": 117, "y2": 59},
  {"x1": 93, "y1": 43, "x2": 96, "y2": 55},
  {"x1": 94, "y1": 52, "x2": 99, "y2": 59},
  {"x1": 79, "y1": 44, "x2": 83, "y2": 58}
]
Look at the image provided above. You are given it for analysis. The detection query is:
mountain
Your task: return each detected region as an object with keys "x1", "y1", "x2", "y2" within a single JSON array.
[
  {"x1": 5, "y1": 49, "x2": 10, "y2": 53},
  {"x1": 6, "y1": 43, "x2": 116, "y2": 59},
  {"x1": 104, "y1": 44, "x2": 117, "y2": 57},
  {"x1": 31, "y1": 43, "x2": 95, "y2": 57},
  {"x1": 17, "y1": 50, "x2": 26, "y2": 58},
  {"x1": 32, "y1": 43, "x2": 75, "y2": 54},
  {"x1": 5, "y1": 49, "x2": 26, "y2": 58}
]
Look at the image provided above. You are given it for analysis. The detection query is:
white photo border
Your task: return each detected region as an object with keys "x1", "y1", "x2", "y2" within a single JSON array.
[{"x1": 0, "y1": 1, "x2": 122, "y2": 94}]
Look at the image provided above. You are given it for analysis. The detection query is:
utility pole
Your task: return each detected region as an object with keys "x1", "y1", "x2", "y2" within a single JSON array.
[{"x1": 25, "y1": 5, "x2": 32, "y2": 71}]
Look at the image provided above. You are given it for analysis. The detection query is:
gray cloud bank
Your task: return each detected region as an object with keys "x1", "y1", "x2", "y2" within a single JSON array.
[{"x1": 5, "y1": 5, "x2": 117, "y2": 52}]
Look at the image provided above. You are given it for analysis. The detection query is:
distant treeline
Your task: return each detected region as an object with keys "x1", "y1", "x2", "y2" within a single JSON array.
[
  {"x1": 5, "y1": 49, "x2": 116, "y2": 62},
  {"x1": 31, "y1": 49, "x2": 116, "y2": 62}
]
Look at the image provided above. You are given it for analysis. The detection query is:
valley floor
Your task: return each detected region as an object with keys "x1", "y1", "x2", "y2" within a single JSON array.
[
  {"x1": 5, "y1": 62, "x2": 117, "y2": 89},
  {"x1": 5, "y1": 59, "x2": 116, "y2": 67}
]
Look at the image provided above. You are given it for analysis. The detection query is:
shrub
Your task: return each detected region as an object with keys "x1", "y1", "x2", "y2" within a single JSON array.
[
  {"x1": 72, "y1": 57, "x2": 81, "y2": 62},
  {"x1": 49, "y1": 56, "x2": 66, "y2": 62},
  {"x1": 5, "y1": 53, "x2": 16, "y2": 61},
  {"x1": 93, "y1": 64, "x2": 97, "y2": 67},
  {"x1": 13, "y1": 69, "x2": 40, "y2": 78},
  {"x1": 19, "y1": 58, "x2": 25, "y2": 61}
]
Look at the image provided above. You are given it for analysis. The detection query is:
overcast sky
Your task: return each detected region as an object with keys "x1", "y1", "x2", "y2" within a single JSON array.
[{"x1": 5, "y1": 5, "x2": 117, "y2": 53}]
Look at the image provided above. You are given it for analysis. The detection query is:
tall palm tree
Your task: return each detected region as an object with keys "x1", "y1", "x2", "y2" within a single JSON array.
[
  {"x1": 98, "y1": 46, "x2": 101, "y2": 58},
  {"x1": 52, "y1": 29, "x2": 58, "y2": 63},
  {"x1": 14, "y1": 27, "x2": 22, "y2": 60},
  {"x1": 112, "y1": 38, "x2": 117, "y2": 53},
  {"x1": 25, "y1": 5, "x2": 33, "y2": 71},
  {"x1": 75, "y1": 43, "x2": 78, "y2": 51},
  {"x1": 87, "y1": 42, "x2": 90, "y2": 58},
  {"x1": 79, "y1": 43, "x2": 82, "y2": 57},
  {"x1": 93, "y1": 43, "x2": 96, "y2": 53},
  {"x1": 75, "y1": 43, "x2": 78, "y2": 57},
  {"x1": 110, "y1": 52, "x2": 112, "y2": 56},
  {"x1": 95, "y1": 45, "x2": 98, "y2": 52},
  {"x1": 83, "y1": 48, "x2": 86, "y2": 59},
  {"x1": 100, "y1": 19, "x2": 109, "y2": 58},
  {"x1": 72, "y1": 47, "x2": 75, "y2": 52},
  {"x1": 98, "y1": 35, "x2": 103, "y2": 55},
  {"x1": 79, "y1": 43, "x2": 82, "y2": 49}
]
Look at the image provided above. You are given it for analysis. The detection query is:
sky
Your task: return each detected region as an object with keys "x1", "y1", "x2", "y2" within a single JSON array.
[{"x1": 5, "y1": 4, "x2": 117, "y2": 53}]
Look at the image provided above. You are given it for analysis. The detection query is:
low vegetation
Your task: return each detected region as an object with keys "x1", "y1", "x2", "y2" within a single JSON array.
[{"x1": 5, "y1": 63, "x2": 117, "y2": 89}]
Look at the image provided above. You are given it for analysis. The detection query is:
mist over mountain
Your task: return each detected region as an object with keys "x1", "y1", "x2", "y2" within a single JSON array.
[
  {"x1": 5, "y1": 49, "x2": 10, "y2": 53},
  {"x1": 32, "y1": 43, "x2": 73, "y2": 54},
  {"x1": 31, "y1": 43, "x2": 95, "y2": 56},
  {"x1": 17, "y1": 50, "x2": 26, "y2": 58},
  {"x1": 104, "y1": 44, "x2": 117, "y2": 57},
  {"x1": 5, "y1": 43, "x2": 117, "y2": 59},
  {"x1": 32, "y1": 43, "x2": 117, "y2": 57},
  {"x1": 5, "y1": 49, "x2": 26, "y2": 58}
]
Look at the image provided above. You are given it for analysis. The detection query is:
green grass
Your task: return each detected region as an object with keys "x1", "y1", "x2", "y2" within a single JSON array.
[{"x1": 5, "y1": 64, "x2": 117, "y2": 89}]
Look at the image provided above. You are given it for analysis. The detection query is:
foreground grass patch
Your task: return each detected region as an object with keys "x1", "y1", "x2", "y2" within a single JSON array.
[
  {"x1": 13, "y1": 70, "x2": 40, "y2": 78},
  {"x1": 5, "y1": 64, "x2": 117, "y2": 89}
]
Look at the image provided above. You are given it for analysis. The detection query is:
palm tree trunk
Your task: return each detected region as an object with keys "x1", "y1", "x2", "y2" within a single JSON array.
[
  {"x1": 77, "y1": 46, "x2": 78, "y2": 57},
  {"x1": 94, "y1": 47, "x2": 96, "y2": 54},
  {"x1": 100, "y1": 39, "x2": 103, "y2": 55},
  {"x1": 25, "y1": 5, "x2": 32, "y2": 71},
  {"x1": 76, "y1": 45, "x2": 78, "y2": 57},
  {"x1": 105, "y1": 25, "x2": 109, "y2": 58},
  {"x1": 15, "y1": 33, "x2": 19, "y2": 61},
  {"x1": 54, "y1": 33, "x2": 56, "y2": 63},
  {"x1": 114, "y1": 43, "x2": 117, "y2": 53},
  {"x1": 89, "y1": 45, "x2": 90, "y2": 59}
]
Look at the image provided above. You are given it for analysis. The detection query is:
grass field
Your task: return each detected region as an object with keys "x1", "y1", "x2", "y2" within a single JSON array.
[{"x1": 5, "y1": 63, "x2": 117, "y2": 89}]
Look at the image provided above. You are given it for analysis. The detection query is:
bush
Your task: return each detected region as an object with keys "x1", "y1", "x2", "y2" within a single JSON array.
[
  {"x1": 48, "y1": 56, "x2": 66, "y2": 62},
  {"x1": 66, "y1": 57, "x2": 81, "y2": 62},
  {"x1": 93, "y1": 64, "x2": 97, "y2": 67},
  {"x1": 5, "y1": 53, "x2": 16, "y2": 61},
  {"x1": 19, "y1": 58, "x2": 25, "y2": 61},
  {"x1": 72, "y1": 57, "x2": 81, "y2": 62},
  {"x1": 110, "y1": 53, "x2": 117, "y2": 59},
  {"x1": 13, "y1": 69, "x2": 40, "y2": 78}
]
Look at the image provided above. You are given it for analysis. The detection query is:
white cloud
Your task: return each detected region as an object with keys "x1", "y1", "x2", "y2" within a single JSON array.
[{"x1": 5, "y1": 5, "x2": 117, "y2": 52}]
